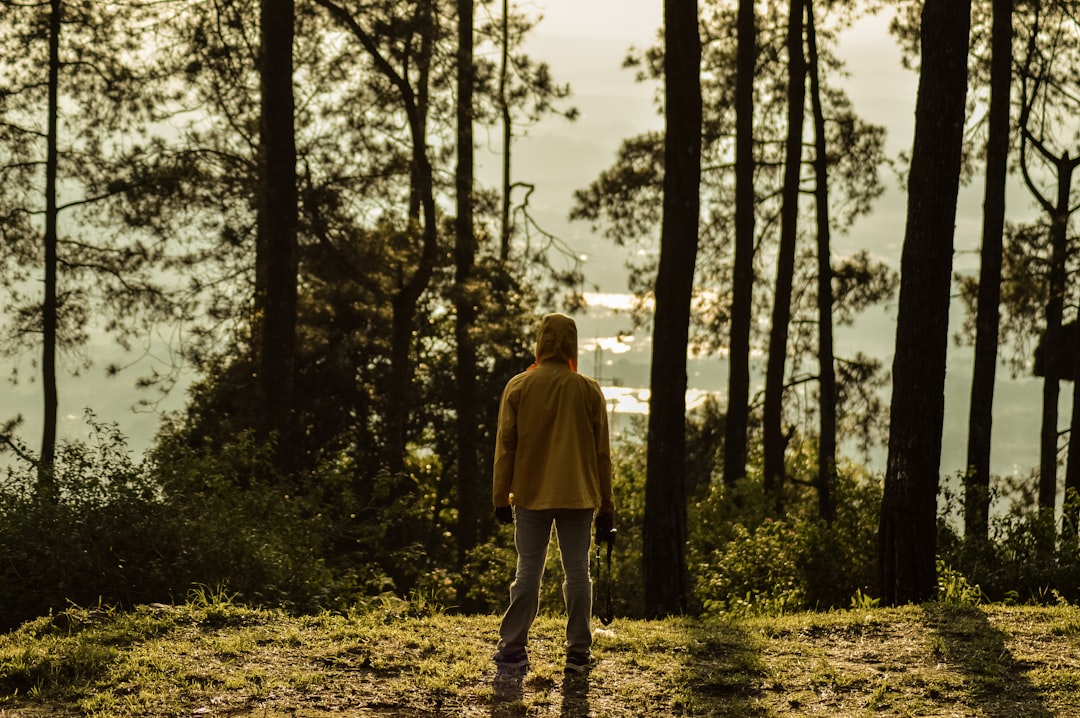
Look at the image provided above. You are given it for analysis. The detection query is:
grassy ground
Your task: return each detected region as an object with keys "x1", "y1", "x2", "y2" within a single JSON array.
[{"x1": 2, "y1": 596, "x2": 1080, "y2": 717}]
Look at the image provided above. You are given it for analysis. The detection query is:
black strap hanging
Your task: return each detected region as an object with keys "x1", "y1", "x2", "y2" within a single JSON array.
[{"x1": 594, "y1": 536, "x2": 615, "y2": 626}]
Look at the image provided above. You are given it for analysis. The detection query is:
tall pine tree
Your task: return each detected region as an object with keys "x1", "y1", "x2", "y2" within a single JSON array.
[
  {"x1": 880, "y1": 0, "x2": 971, "y2": 605},
  {"x1": 643, "y1": 0, "x2": 702, "y2": 618}
]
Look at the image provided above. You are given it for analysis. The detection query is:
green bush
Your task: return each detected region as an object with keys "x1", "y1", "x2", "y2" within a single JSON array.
[
  {"x1": 937, "y1": 472, "x2": 1080, "y2": 605},
  {"x1": 20, "y1": 405, "x2": 1080, "y2": 630},
  {"x1": 0, "y1": 415, "x2": 174, "y2": 629},
  {"x1": 0, "y1": 414, "x2": 336, "y2": 630},
  {"x1": 688, "y1": 440, "x2": 880, "y2": 616},
  {"x1": 696, "y1": 518, "x2": 807, "y2": 616},
  {"x1": 460, "y1": 539, "x2": 516, "y2": 611},
  {"x1": 579, "y1": 426, "x2": 881, "y2": 618}
]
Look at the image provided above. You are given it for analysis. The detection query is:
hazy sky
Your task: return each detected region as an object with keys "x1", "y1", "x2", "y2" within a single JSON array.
[{"x1": 4, "y1": 2, "x2": 1059, "y2": 491}]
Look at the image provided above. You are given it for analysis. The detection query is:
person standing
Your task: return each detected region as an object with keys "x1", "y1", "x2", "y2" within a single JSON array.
[{"x1": 492, "y1": 313, "x2": 615, "y2": 673}]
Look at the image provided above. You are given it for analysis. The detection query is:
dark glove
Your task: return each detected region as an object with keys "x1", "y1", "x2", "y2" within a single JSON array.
[
  {"x1": 594, "y1": 511, "x2": 615, "y2": 545},
  {"x1": 495, "y1": 505, "x2": 514, "y2": 525}
]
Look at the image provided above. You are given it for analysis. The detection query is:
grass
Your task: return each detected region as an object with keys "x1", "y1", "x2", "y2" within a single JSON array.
[{"x1": 2, "y1": 597, "x2": 1080, "y2": 716}]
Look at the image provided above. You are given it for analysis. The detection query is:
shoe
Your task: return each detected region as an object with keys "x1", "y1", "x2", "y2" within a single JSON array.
[
  {"x1": 564, "y1": 651, "x2": 594, "y2": 673},
  {"x1": 493, "y1": 648, "x2": 529, "y2": 672}
]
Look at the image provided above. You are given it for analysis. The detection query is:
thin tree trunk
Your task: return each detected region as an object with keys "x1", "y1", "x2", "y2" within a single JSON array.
[
  {"x1": 1013, "y1": 2, "x2": 1080, "y2": 525},
  {"x1": 1039, "y1": 196, "x2": 1069, "y2": 514},
  {"x1": 388, "y1": 1, "x2": 439, "y2": 473},
  {"x1": 964, "y1": 0, "x2": 1012, "y2": 542},
  {"x1": 1065, "y1": 352, "x2": 1080, "y2": 537},
  {"x1": 763, "y1": 0, "x2": 806, "y2": 510},
  {"x1": 723, "y1": 0, "x2": 755, "y2": 489},
  {"x1": 643, "y1": 0, "x2": 701, "y2": 619},
  {"x1": 498, "y1": 0, "x2": 512, "y2": 261},
  {"x1": 255, "y1": 0, "x2": 298, "y2": 449},
  {"x1": 39, "y1": 0, "x2": 61, "y2": 496},
  {"x1": 300, "y1": 0, "x2": 444, "y2": 473},
  {"x1": 1034, "y1": 164, "x2": 1076, "y2": 519},
  {"x1": 806, "y1": 0, "x2": 835, "y2": 524},
  {"x1": 879, "y1": 0, "x2": 970, "y2": 606},
  {"x1": 387, "y1": 303, "x2": 413, "y2": 475},
  {"x1": 455, "y1": 0, "x2": 479, "y2": 564}
]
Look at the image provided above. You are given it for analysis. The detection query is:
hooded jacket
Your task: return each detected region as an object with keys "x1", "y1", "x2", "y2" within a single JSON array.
[{"x1": 492, "y1": 313, "x2": 614, "y2": 512}]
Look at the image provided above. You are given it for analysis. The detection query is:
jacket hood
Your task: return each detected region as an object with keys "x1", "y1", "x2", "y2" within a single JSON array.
[{"x1": 535, "y1": 313, "x2": 578, "y2": 368}]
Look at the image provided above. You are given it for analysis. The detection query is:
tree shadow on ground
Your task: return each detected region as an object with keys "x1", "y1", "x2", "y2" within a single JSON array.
[
  {"x1": 678, "y1": 620, "x2": 770, "y2": 716},
  {"x1": 924, "y1": 603, "x2": 1054, "y2": 717}
]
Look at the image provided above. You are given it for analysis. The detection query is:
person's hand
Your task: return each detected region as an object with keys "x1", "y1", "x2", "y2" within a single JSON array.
[
  {"x1": 594, "y1": 511, "x2": 615, "y2": 545},
  {"x1": 495, "y1": 505, "x2": 514, "y2": 525}
]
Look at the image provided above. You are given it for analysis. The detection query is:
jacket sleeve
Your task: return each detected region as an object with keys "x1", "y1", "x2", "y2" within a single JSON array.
[
  {"x1": 593, "y1": 384, "x2": 614, "y2": 513},
  {"x1": 492, "y1": 381, "x2": 518, "y2": 507}
]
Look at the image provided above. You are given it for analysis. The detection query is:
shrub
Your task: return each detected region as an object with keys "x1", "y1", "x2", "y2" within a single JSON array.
[
  {"x1": 689, "y1": 446, "x2": 880, "y2": 616},
  {"x1": 0, "y1": 415, "x2": 174, "y2": 629},
  {"x1": 938, "y1": 471, "x2": 1080, "y2": 605},
  {"x1": 696, "y1": 518, "x2": 807, "y2": 616},
  {"x1": 0, "y1": 414, "x2": 337, "y2": 629},
  {"x1": 460, "y1": 540, "x2": 516, "y2": 612}
]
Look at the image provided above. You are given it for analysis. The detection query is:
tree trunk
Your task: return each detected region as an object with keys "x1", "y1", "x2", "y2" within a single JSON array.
[
  {"x1": 806, "y1": 0, "x2": 835, "y2": 524},
  {"x1": 39, "y1": 0, "x2": 61, "y2": 497},
  {"x1": 643, "y1": 0, "x2": 701, "y2": 619},
  {"x1": 498, "y1": 0, "x2": 512, "y2": 262},
  {"x1": 1012, "y1": 1, "x2": 1080, "y2": 528},
  {"x1": 879, "y1": 0, "x2": 970, "y2": 606},
  {"x1": 254, "y1": 0, "x2": 298, "y2": 449},
  {"x1": 388, "y1": 297, "x2": 415, "y2": 475},
  {"x1": 723, "y1": 0, "x2": 755, "y2": 489},
  {"x1": 455, "y1": 0, "x2": 480, "y2": 564},
  {"x1": 1065, "y1": 358, "x2": 1080, "y2": 537},
  {"x1": 762, "y1": 0, "x2": 806, "y2": 510},
  {"x1": 1039, "y1": 195, "x2": 1069, "y2": 515},
  {"x1": 964, "y1": 0, "x2": 1012, "y2": 542},
  {"x1": 387, "y1": 2, "x2": 439, "y2": 474}
]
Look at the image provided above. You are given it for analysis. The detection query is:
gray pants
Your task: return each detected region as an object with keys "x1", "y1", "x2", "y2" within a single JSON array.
[{"x1": 497, "y1": 507, "x2": 594, "y2": 657}]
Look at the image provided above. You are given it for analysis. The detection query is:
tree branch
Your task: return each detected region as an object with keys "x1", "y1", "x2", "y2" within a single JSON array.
[{"x1": 312, "y1": 0, "x2": 415, "y2": 113}]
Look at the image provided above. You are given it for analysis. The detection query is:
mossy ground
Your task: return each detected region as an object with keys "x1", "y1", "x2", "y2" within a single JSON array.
[{"x1": 2, "y1": 599, "x2": 1080, "y2": 717}]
